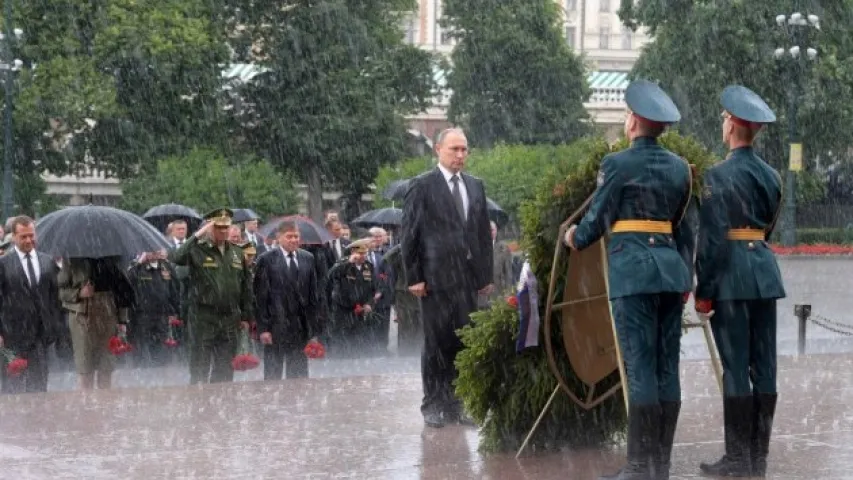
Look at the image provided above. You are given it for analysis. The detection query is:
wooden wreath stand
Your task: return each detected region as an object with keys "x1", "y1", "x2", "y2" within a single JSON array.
[{"x1": 515, "y1": 196, "x2": 724, "y2": 458}]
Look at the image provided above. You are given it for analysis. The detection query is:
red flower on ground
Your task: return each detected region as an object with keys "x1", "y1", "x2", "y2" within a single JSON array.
[
  {"x1": 164, "y1": 338, "x2": 179, "y2": 348},
  {"x1": 304, "y1": 340, "x2": 326, "y2": 359},
  {"x1": 507, "y1": 295, "x2": 518, "y2": 308},
  {"x1": 770, "y1": 243, "x2": 853, "y2": 256},
  {"x1": 354, "y1": 304, "x2": 364, "y2": 315},
  {"x1": 5, "y1": 357, "x2": 27, "y2": 377},
  {"x1": 169, "y1": 318, "x2": 183, "y2": 327}
]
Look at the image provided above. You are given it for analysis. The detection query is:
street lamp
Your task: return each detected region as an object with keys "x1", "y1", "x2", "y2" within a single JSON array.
[{"x1": 774, "y1": 12, "x2": 820, "y2": 246}]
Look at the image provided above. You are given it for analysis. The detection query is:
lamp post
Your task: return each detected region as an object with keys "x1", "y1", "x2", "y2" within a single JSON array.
[
  {"x1": 774, "y1": 11, "x2": 820, "y2": 246},
  {"x1": 0, "y1": 0, "x2": 22, "y2": 223}
]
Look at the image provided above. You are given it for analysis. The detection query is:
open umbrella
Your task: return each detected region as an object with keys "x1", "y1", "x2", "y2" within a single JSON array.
[
  {"x1": 382, "y1": 180, "x2": 411, "y2": 202},
  {"x1": 36, "y1": 206, "x2": 172, "y2": 260},
  {"x1": 486, "y1": 198, "x2": 509, "y2": 227},
  {"x1": 260, "y1": 215, "x2": 333, "y2": 245},
  {"x1": 351, "y1": 207, "x2": 403, "y2": 229},
  {"x1": 232, "y1": 208, "x2": 261, "y2": 223},
  {"x1": 142, "y1": 203, "x2": 202, "y2": 233}
]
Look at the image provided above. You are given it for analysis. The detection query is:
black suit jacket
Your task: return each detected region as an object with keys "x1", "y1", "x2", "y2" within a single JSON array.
[
  {"x1": 0, "y1": 250, "x2": 62, "y2": 350},
  {"x1": 401, "y1": 167, "x2": 493, "y2": 291},
  {"x1": 253, "y1": 248, "x2": 319, "y2": 346},
  {"x1": 324, "y1": 237, "x2": 351, "y2": 269}
]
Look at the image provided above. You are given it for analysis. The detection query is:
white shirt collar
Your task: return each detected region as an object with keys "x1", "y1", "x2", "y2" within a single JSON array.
[
  {"x1": 437, "y1": 163, "x2": 462, "y2": 183},
  {"x1": 15, "y1": 246, "x2": 33, "y2": 260},
  {"x1": 280, "y1": 246, "x2": 297, "y2": 258}
]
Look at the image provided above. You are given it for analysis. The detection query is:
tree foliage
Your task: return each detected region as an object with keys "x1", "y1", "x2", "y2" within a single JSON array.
[
  {"x1": 442, "y1": 0, "x2": 591, "y2": 148},
  {"x1": 119, "y1": 147, "x2": 298, "y2": 220},
  {"x1": 229, "y1": 0, "x2": 437, "y2": 222},
  {"x1": 3, "y1": 0, "x2": 228, "y2": 214},
  {"x1": 619, "y1": 0, "x2": 853, "y2": 182}
]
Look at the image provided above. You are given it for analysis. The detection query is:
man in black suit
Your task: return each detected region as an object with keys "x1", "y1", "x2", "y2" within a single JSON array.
[
  {"x1": 254, "y1": 221, "x2": 320, "y2": 379},
  {"x1": 0, "y1": 216, "x2": 62, "y2": 394},
  {"x1": 400, "y1": 128, "x2": 494, "y2": 428},
  {"x1": 324, "y1": 218, "x2": 350, "y2": 269},
  {"x1": 243, "y1": 219, "x2": 268, "y2": 255}
]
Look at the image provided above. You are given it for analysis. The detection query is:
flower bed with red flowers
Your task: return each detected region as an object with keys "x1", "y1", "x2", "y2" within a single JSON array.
[{"x1": 770, "y1": 244, "x2": 853, "y2": 256}]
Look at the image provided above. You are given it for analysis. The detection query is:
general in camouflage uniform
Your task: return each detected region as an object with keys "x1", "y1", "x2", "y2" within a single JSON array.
[
  {"x1": 326, "y1": 238, "x2": 378, "y2": 357},
  {"x1": 169, "y1": 208, "x2": 253, "y2": 384}
]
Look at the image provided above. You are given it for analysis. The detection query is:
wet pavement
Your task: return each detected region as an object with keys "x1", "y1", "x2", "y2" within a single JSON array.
[
  {"x1": 2, "y1": 354, "x2": 853, "y2": 479},
  {"x1": 3, "y1": 257, "x2": 853, "y2": 478}
]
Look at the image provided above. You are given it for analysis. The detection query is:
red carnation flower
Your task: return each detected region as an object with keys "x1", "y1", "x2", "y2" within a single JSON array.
[
  {"x1": 164, "y1": 337, "x2": 179, "y2": 348},
  {"x1": 169, "y1": 318, "x2": 183, "y2": 327},
  {"x1": 354, "y1": 304, "x2": 364, "y2": 315},
  {"x1": 108, "y1": 334, "x2": 133, "y2": 356},
  {"x1": 231, "y1": 329, "x2": 260, "y2": 371},
  {"x1": 695, "y1": 299, "x2": 713, "y2": 314},
  {"x1": 378, "y1": 273, "x2": 388, "y2": 281},
  {"x1": 5, "y1": 357, "x2": 27, "y2": 377},
  {"x1": 506, "y1": 295, "x2": 518, "y2": 308},
  {"x1": 304, "y1": 340, "x2": 326, "y2": 359}
]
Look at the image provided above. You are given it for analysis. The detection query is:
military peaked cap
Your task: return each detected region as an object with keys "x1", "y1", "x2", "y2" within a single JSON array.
[
  {"x1": 203, "y1": 208, "x2": 234, "y2": 227},
  {"x1": 721, "y1": 85, "x2": 777, "y2": 126},
  {"x1": 625, "y1": 79, "x2": 681, "y2": 124}
]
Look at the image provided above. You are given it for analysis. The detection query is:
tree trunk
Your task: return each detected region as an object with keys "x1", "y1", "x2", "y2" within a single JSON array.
[{"x1": 306, "y1": 163, "x2": 324, "y2": 224}]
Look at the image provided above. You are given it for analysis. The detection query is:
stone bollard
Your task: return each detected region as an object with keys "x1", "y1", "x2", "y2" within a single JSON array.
[{"x1": 794, "y1": 304, "x2": 811, "y2": 356}]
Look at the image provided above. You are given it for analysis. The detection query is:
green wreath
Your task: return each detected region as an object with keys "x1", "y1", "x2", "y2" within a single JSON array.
[{"x1": 455, "y1": 132, "x2": 719, "y2": 454}]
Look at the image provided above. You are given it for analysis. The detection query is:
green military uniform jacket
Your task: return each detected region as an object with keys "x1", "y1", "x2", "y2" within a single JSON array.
[
  {"x1": 328, "y1": 260, "x2": 378, "y2": 326},
  {"x1": 169, "y1": 236, "x2": 253, "y2": 323},
  {"x1": 573, "y1": 136, "x2": 695, "y2": 299},
  {"x1": 696, "y1": 146, "x2": 786, "y2": 301}
]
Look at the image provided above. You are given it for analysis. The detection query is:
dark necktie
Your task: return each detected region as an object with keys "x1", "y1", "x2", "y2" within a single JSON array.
[
  {"x1": 25, "y1": 253, "x2": 37, "y2": 287},
  {"x1": 450, "y1": 175, "x2": 465, "y2": 221},
  {"x1": 287, "y1": 252, "x2": 297, "y2": 280}
]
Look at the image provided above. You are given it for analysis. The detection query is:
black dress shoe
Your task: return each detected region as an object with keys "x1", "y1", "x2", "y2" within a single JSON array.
[{"x1": 424, "y1": 412, "x2": 445, "y2": 428}]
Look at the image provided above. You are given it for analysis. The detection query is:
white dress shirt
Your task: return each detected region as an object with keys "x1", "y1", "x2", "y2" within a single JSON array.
[
  {"x1": 15, "y1": 246, "x2": 40, "y2": 285},
  {"x1": 438, "y1": 163, "x2": 469, "y2": 219},
  {"x1": 332, "y1": 238, "x2": 343, "y2": 259}
]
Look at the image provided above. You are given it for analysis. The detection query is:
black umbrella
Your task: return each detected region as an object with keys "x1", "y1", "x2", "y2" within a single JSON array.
[
  {"x1": 142, "y1": 203, "x2": 202, "y2": 233},
  {"x1": 232, "y1": 208, "x2": 261, "y2": 223},
  {"x1": 382, "y1": 179, "x2": 411, "y2": 202},
  {"x1": 486, "y1": 198, "x2": 509, "y2": 227},
  {"x1": 351, "y1": 207, "x2": 403, "y2": 228},
  {"x1": 259, "y1": 215, "x2": 333, "y2": 245},
  {"x1": 36, "y1": 206, "x2": 172, "y2": 260}
]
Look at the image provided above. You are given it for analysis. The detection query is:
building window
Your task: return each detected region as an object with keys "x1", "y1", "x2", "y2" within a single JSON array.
[
  {"x1": 599, "y1": 25, "x2": 610, "y2": 49},
  {"x1": 621, "y1": 26, "x2": 632, "y2": 50},
  {"x1": 403, "y1": 16, "x2": 417, "y2": 44},
  {"x1": 566, "y1": 0, "x2": 577, "y2": 10},
  {"x1": 600, "y1": 0, "x2": 610, "y2": 12},
  {"x1": 565, "y1": 26, "x2": 576, "y2": 49}
]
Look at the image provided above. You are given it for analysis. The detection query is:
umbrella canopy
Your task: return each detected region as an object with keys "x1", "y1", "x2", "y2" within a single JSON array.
[
  {"x1": 232, "y1": 208, "x2": 261, "y2": 223},
  {"x1": 259, "y1": 215, "x2": 333, "y2": 245},
  {"x1": 382, "y1": 180, "x2": 411, "y2": 202},
  {"x1": 486, "y1": 198, "x2": 509, "y2": 228},
  {"x1": 36, "y1": 206, "x2": 172, "y2": 260},
  {"x1": 142, "y1": 203, "x2": 202, "y2": 233},
  {"x1": 351, "y1": 207, "x2": 403, "y2": 229}
]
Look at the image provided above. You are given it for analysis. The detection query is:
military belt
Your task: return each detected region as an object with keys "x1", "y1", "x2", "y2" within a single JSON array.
[
  {"x1": 611, "y1": 220, "x2": 673, "y2": 234},
  {"x1": 726, "y1": 228, "x2": 765, "y2": 241}
]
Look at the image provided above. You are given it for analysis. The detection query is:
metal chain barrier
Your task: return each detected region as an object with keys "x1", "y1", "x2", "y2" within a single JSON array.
[{"x1": 809, "y1": 314, "x2": 853, "y2": 337}]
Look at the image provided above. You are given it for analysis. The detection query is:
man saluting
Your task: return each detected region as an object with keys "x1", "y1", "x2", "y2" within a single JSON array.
[{"x1": 565, "y1": 80, "x2": 695, "y2": 480}]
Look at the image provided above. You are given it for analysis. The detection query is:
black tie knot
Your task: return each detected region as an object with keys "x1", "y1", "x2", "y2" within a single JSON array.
[
  {"x1": 288, "y1": 252, "x2": 294, "y2": 259},
  {"x1": 451, "y1": 174, "x2": 459, "y2": 184}
]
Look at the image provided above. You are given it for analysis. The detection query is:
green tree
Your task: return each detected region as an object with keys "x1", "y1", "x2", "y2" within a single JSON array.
[
  {"x1": 619, "y1": 0, "x2": 853, "y2": 177},
  {"x1": 442, "y1": 0, "x2": 591, "y2": 148},
  {"x1": 373, "y1": 156, "x2": 435, "y2": 209},
  {"x1": 119, "y1": 147, "x2": 298, "y2": 220},
  {"x1": 3, "y1": 0, "x2": 228, "y2": 214},
  {"x1": 230, "y1": 0, "x2": 437, "y2": 222}
]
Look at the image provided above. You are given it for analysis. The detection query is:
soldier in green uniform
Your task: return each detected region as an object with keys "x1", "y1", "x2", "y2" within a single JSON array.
[
  {"x1": 565, "y1": 80, "x2": 695, "y2": 480},
  {"x1": 126, "y1": 249, "x2": 180, "y2": 367},
  {"x1": 169, "y1": 208, "x2": 253, "y2": 384},
  {"x1": 695, "y1": 86, "x2": 785, "y2": 478},
  {"x1": 382, "y1": 243, "x2": 422, "y2": 355},
  {"x1": 326, "y1": 238, "x2": 378, "y2": 357}
]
